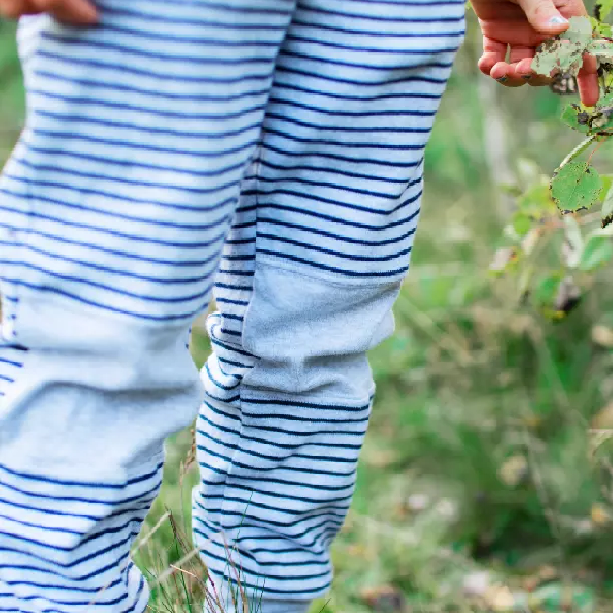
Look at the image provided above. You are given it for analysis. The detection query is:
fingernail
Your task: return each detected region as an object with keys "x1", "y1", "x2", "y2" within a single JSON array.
[
  {"x1": 548, "y1": 15, "x2": 569, "y2": 24},
  {"x1": 496, "y1": 76, "x2": 508, "y2": 83}
]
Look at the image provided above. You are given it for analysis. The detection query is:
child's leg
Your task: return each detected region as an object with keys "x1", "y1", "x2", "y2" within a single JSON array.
[
  {"x1": 194, "y1": 0, "x2": 465, "y2": 609},
  {"x1": 0, "y1": 2, "x2": 296, "y2": 611}
]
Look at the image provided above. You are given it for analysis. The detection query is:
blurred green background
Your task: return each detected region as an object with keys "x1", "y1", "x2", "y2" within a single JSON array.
[{"x1": 3, "y1": 10, "x2": 613, "y2": 613}]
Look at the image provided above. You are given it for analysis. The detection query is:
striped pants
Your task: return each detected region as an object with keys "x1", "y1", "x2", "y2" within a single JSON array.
[{"x1": 0, "y1": 1, "x2": 464, "y2": 611}]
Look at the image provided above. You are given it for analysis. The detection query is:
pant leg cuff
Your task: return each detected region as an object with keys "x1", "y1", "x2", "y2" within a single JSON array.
[
  {"x1": 217, "y1": 599, "x2": 311, "y2": 613},
  {"x1": 205, "y1": 576, "x2": 312, "y2": 613},
  {"x1": 252, "y1": 599, "x2": 311, "y2": 613}
]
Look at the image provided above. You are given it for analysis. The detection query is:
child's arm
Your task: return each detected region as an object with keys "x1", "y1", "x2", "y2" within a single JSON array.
[
  {"x1": 472, "y1": 0, "x2": 599, "y2": 106},
  {"x1": 0, "y1": 0, "x2": 96, "y2": 24}
]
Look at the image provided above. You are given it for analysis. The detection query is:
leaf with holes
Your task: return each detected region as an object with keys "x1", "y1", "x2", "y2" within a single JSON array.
[
  {"x1": 565, "y1": 15, "x2": 593, "y2": 44},
  {"x1": 551, "y1": 162, "x2": 603, "y2": 212},
  {"x1": 533, "y1": 16, "x2": 593, "y2": 76},
  {"x1": 561, "y1": 104, "x2": 590, "y2": 134}
]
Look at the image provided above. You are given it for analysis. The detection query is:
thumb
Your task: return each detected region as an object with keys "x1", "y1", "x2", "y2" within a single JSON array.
[{"x1": 516, "y1": 0, "x2": 571, "y2": 35}]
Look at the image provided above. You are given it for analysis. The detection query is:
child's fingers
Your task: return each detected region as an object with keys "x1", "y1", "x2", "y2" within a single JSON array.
[
  {"x1": 511, "y1": 51, "x2": 597, "y2": 102},
  {"x1": 0, "y1": 0, "x2": 38, "y2": 18},
  {"x1": 490, "y1": 61, "x2": 530, "y2": 87},
  {"x1": 0, "y1": 0, "x2": 24, "y2": 18},
  {"x1": 516, "y1": 0, "x2": 578, "y2": 36},
  {"x1": 509, "y1": 45, "x2": 535, "y2": 64},
  {"x1": 491, "y1": 58, "x2": 551, "y2": 88},
  {"x1": 505, "y1": 45, "x2": 540, "y2": 82},
  {"x1": 480, "y1": 40, "x2": 550, "y2": 87},
  {"x1": 582, "y1": 52, "x2": 598, "y2": 75},
  {"x1": 478, "y1": 36, "x2": 508, "y2": 76},
  {"x1": 578, "y1": 70, "x2": 599, "y2": 106},
  {"x1": 578, "y1": 52, "x2": 599, "y2": 106},
  {"x1": 513, "y1": 56, "x2": 551, "y2": 85},
  {"x1": 31, "y1": 0, "x2": 97, "y2": 23}
]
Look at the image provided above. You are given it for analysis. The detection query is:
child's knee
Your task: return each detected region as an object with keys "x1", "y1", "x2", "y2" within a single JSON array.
[
  {"x1": 4, "y1": 289, "x2": 196, "y2": 388},
  {"x1": 0, "y1": 297, "x2": 202, "y2": 479},
  {"x1": 240, "y1": 262, "x2": 401, "y2": 399}
]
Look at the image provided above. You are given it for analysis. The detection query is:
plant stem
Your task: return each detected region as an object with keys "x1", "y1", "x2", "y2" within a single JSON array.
[{"x1": 555, "y1": 135, "x2": 598, "y2": 172}]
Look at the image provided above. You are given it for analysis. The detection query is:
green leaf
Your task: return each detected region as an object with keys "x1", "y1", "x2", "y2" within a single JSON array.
[
  {"x1": 533, "y1": 16, "x2": 593, "y2": 76},
  {"x1": 591, "y1": 93, "x2": 613, "y2": 134},
  {"x1": 587, "y1": 38, "x2": 613, "y2": 58},
  {"x1": 580, "y1": 234, "x2": 613, "y2": 270},
  {"x1": 561, "y1": 102, "x2": 613, "y2": 135},
  {"x1": 592, "y1": 15, "x2": 613, "y2": 37},
  {"x1": 551, "y1": 162, "x2": 603, "y2": 212},
  {"x1": 596, "y1": 0, "x2": 613, "y2": 21},
  {"x1": 588, "y1": 107, "x2": 613, "y2": 131},
  {"x1": 532, "y1": 43, "x2": 560, "y2": 76},
  {"x1": 565, "y1": 15, "x2": 593, "y2": 44},
  {"x1": 512, "y1": 212, "x2": 532, "y2": 237},
  {"x1": 561, "y1": 104, "x2": 591, "y2": 134},
  {"x1": 597, "y1": 90, "x2": 613, "y2": 107}
]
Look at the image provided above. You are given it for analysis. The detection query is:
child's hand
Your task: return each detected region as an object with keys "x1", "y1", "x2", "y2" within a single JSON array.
[
  {"x1": 0, "y1": 0, "x2": 97, "y2": 24},
  {"x1": 473, "y1": 0, "x2": 599, "y2": 106}
]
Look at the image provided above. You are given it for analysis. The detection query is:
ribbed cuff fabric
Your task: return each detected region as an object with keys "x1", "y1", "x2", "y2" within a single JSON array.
[
  {"x1": 205, "y1": 577, "x2": 313, "y2": 613},
  {"x1": 228, "y1": 598, "x2": 312, "y2": 613}
]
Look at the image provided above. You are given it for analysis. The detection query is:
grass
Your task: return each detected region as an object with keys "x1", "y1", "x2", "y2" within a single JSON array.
[{"x1": 3, "y1": 10, "x2": 613, "y2": 613}]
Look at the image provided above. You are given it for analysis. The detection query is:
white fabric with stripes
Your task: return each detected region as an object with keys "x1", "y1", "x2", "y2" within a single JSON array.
[{"x1": 0, "y1": 0, "x2": 464, "y2": 611}]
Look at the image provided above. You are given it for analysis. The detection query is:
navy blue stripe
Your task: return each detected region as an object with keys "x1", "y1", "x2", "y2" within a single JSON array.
[{"x1": 0, "y1": 461, "x2": 163, "y2": 490}]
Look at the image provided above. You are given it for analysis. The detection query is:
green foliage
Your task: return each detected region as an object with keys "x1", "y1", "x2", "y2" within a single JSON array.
[
  {"x1": 492, "y1": 157, "x2": 613, "y2": 317},
  {"x1": 531, "y1": 14, "x2": 613, "y2": 226},
  {"x1": 498, "y1": 10, "x2": 613, "y2": 316},
  {"x1": 561, "y1": 98, "x2": 613, "y2": 136},
  {"x1": 561, "y1": 104, "x2": 590, "y2": 134},
  {"x1": 551, "y1": 162, "x2": 602, "y2": 212}
]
